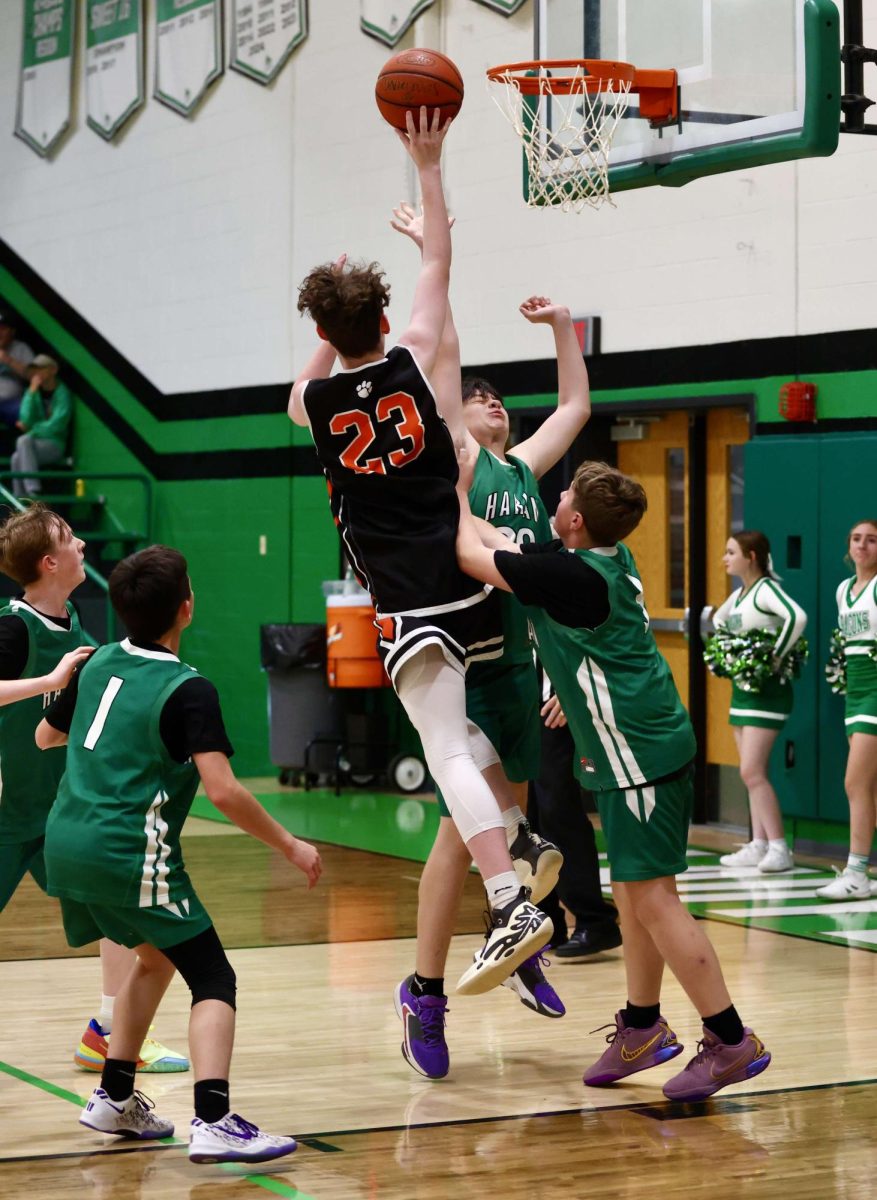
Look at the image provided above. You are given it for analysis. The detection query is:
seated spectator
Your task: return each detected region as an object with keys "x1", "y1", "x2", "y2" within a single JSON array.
[
  {"x1": 0, "y1": 315, "x2": 34, "y2": 429},
  {"x1": 11, "y1": 355, "x2": 73, "y2": 498}
]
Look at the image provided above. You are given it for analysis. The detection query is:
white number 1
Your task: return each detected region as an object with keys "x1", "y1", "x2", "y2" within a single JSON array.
[{"x1": 84, "y1": 676, "x2": 124, "y2": 750}]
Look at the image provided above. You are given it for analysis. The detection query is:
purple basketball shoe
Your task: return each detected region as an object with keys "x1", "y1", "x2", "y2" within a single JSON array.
[
  {"x1": 394, "y1": 976, "x2": 449, "y2": 1080},
  {"x1": 583, "y1": 1011, "x2": 683, "y2": 1086},
  {"x1": 502, "y1": 946, "x2": 565, "y2": 1017},
  {"x1": 662, "y1": 1027, "x2": 771, "y2": 1102}
]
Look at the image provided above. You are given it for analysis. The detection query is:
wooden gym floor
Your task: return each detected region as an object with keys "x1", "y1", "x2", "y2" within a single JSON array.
[{"x1": 1, "y1": 794, "x2": 875, "y2": 1200}]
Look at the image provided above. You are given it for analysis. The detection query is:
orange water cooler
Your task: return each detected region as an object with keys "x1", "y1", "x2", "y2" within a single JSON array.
[{"x1": 323, "y1": 584, "x2": 390, "y2": 689}]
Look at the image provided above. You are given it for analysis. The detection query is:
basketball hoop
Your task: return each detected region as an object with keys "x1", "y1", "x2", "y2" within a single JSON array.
[{"x1": 487, "y1": 60, "x2": 678, "y2": 212}]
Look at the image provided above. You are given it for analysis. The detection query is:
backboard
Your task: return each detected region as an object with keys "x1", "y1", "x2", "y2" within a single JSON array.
[{"x1": 526, "y1": 0, "x2": 841, "y2": 198}]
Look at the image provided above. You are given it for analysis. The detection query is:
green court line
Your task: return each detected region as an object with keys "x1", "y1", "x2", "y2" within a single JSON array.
[
  {"x1": 0, "y1": 1059, "x2": 90, "y2": 1108},
  {"x1": 0, "y1": 1058, "x2": 322, "y2": 1196}
]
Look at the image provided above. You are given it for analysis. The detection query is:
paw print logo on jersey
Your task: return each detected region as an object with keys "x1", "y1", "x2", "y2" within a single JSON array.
[{"x1": 356, "y1": 380, "x2": 373, "y2": 399}]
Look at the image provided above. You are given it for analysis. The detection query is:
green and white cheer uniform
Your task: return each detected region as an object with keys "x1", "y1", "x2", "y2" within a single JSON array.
[
  {"x1": 495, "y1": 540, "x2": 697, "y2": 882},
  {"x1": 436, "y1": 449, "x2": 552, "y2": 815},
  {"x1": 0, "y1": 599, "x2": 82, "y2": 909},
  {"x1": 836, "y1": 574, "x2": 877, "y2": 736},
  {"x1": 713, "y1": 577, "x2": 807, "y2": 729},
  {"x1": 44, "y1": 638, "x2": 233, "y2": 949}
]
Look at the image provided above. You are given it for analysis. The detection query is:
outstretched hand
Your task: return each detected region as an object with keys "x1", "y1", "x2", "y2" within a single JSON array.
[
  {"x1": 390, "y1": 202, "x2": 454, "y2": 249},
  {"x1": 519, "y1": 296, "x2": 571, "y2": 326},
  {"x1": 45, "y1": 646, "x2": 94, "y2": 693},
  {"x1": 395, "y1": 106, "x2": 452, "y2": 168}
]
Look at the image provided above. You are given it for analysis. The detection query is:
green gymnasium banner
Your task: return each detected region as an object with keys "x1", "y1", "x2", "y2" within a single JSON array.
[
  {"x1": 86, "y1": 0, "x2": 145, "y2": 140},
  {"x1": 360, "y1": 0, "x2": 436, "y2": 48},
  {"x1": 230, "y1": 0, "x2": 308, "y2": 85},
  {"x1": 155, "y1": 0, "x2": 223, "y2": 117},
  {"x1": 15, "y1": 0, "x2": 75, "y2": 157}
]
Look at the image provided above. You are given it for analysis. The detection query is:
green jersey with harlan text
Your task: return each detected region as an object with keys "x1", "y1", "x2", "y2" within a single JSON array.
[
  {"x1": 0, "y1": 598, "x2": 82, "y2": 842},
  {"x1": 507, "y1": 542, "x2": 696, "y2": 790},
  {"x1": 468, "y1": 448, "x2": 552, "y2": 671},
  {"x1": 45, "y1": 639, "x2": 202, "y2": 909}
]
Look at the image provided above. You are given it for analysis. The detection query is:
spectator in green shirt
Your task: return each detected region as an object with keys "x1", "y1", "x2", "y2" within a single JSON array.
[{"x1": 11, "y1": 355, "x2": 72, "y2": 498}]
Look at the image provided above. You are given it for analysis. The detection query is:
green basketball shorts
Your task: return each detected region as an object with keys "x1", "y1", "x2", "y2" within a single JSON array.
[
  {"x1": 0, "y1": 836, "x2": 48, "y2": 911},
  {"x1": 437, "y1": 659, "x2": 541, "y2": 816},
  {"x1": 597, "y1": 765, "x2": 693, "y2": 882},
  {"x1": 58, "y1": 891, "x2": 213, "y2": 950}
]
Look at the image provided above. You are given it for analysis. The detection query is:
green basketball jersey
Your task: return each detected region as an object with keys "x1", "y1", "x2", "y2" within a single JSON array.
[
  {"x1": 0, "y1": 599, "x2": 82, "y2": 843},
  {"x1": 469, "y1": 448, "x2": 552, "y2": 670},
  {"x1": 526, "y1": 543, "x2": 696, "y2": 791},
  {"x1": 45, "y1": 640, "x2": 202, "y2": 909}
]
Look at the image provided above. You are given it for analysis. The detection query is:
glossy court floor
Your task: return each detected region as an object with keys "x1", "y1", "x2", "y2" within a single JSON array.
[{"x1": 1, "y1": 785, "x2": 875, "y2": 1200}]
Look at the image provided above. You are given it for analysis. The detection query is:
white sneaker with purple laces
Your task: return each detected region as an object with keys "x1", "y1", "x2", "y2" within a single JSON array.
[{"x1": 189, "y1": 1112, "x2": 298, "y2": 1164}]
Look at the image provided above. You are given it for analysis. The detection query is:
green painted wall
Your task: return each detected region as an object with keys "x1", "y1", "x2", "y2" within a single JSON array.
[{"x1": 3, "y1": 252, "x2": 875, "y2": 781}]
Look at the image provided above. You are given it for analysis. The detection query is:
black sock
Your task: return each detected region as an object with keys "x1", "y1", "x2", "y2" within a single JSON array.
[
  {"x1": 194, "y1": 1079, "x2": 231, "y2": 1124},
  {"x1": 411, "y1": 972, "x2": 445, "y2": 999},
  {"x1": 624, "y1": 1001, "x2": 661, "y2": 1030},
  {"x1": 703, "y1": 1005, "x2": 745, "y2": 1046},
  {"x1": 101, "y1": 1058, "x2": 137, "y2": 1102}
]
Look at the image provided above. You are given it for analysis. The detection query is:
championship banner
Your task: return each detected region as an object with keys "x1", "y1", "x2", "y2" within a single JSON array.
[
  {"x1": 155, "y1": 0, "x2": 223, "y2": 117},
  {"x1": 86, "y1": 0, "x2": 145, "y2": 140},
  {"x1": 15, "y1": 0, "x2": 75, "y2": 157},
  {"x1": 361, "y1": 0, "x2": 436, "y2": 49},
  {"x1": 469, "y1": 0, "x2": 528, "y2": 12},
  {"x1": 230, "y1": 0, "x2": 308, "y2": 85}
]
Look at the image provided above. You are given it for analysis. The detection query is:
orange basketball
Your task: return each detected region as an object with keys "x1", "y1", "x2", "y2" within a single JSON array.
[{"x1": 375, "y1": 48, "x2": 464, "y2": 131}]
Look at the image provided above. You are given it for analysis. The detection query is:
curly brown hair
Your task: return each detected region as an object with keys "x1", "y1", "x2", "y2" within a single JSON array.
[
  {"x1": 570, "y1": 461, "x2": 647, "y2": 545},
  {"x1": 297, "y1": 260, "x2": 391, "y2": 359},
  {"x1": 0, "y1": 502, "x2": 69, "y2": 586}
]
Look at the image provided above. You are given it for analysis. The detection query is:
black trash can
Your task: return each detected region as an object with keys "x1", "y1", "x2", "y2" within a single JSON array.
[{"x1": 260, "y1": 624, "x2": 343, "y2": 780}]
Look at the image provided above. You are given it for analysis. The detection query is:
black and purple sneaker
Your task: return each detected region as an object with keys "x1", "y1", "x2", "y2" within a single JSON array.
[
  {"x1": 394, "y1": 976, "x2": 449, "y2": 1080},
  {"x1": 502, "y1": 946, "x2": 566, "y2": 1017}
]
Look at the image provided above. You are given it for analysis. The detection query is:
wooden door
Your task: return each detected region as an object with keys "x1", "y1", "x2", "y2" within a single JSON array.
[
  {"x1": 617, "y1": 411, "x2": 690, "y2": 705},
  {"x1": 705, "y1": 408, "x2": 751, "y2": 766}
]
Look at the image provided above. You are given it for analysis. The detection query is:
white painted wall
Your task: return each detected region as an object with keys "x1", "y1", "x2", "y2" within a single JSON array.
[{"x1": 1, "y1": 1, "x2": 875, "y2": 393}]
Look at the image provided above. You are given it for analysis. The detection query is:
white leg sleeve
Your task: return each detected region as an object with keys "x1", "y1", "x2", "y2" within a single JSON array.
[{"x1": 396, "y1": 646, "x2": 504, "y2": 844}]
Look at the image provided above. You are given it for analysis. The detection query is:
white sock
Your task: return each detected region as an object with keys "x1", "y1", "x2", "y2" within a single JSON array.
[
  {"x1": 768, "y1": 839, "x2": 788, "y2": 853},
  {"x1": 847, "y1": 853, "x2": 870, "y2": 875},
  {"x1": 99, "y1": 995, "x2": 115, "y2": 1033},
  {"x1": 750, "y1": 839, "x2": 768, "y2": 853},
  {"x1": 484, "y1": 871, "x2": 520, "y2": 910},
  {"x1": 501, "y1": 806, "x2": 525, "y2": 848}
]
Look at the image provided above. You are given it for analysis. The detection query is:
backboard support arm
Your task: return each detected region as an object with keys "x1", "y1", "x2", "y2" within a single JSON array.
[{"x1": 841, "y1": 0, "x2": 877, "y2": 134}]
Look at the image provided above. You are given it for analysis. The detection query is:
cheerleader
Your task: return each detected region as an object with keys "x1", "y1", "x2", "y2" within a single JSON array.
[
  {"x1": 713, "y1": 531, "x2": 807, "y2": 873},
  {"x1": 816, "y1": 519, "x2": 877, "y2": 901}
]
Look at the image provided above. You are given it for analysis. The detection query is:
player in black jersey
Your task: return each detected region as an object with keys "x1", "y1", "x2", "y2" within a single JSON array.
[{"x1": 289, "y1": 108, "x2": 552, "y2": 1002}]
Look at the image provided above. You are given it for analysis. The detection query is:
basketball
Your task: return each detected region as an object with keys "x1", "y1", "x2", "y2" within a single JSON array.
[{"x1": 375, "y1": 48, "x2": 464, "y2": 131}]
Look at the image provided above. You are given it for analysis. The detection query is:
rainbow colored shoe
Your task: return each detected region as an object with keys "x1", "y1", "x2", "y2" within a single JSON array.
[{"x1": 74, "y1": 1019, "x2": 190, "y2": 1073}]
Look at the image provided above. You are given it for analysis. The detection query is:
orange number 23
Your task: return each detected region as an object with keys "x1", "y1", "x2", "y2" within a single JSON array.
[{"x1": 330, "y1": 391, "x2": 425, "y2": 475}]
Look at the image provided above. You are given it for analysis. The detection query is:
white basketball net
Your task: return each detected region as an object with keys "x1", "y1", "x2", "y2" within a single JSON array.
[{"x1": 489, "y1": 66, "x2": 632, "y2": 212}]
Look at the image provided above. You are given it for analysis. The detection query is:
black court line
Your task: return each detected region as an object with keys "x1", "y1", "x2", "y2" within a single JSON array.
[{"x1": 1, "y1": 1077, "x2": 874, "y2": 1167}]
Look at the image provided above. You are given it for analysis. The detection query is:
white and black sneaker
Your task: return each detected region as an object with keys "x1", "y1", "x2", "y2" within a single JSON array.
[
  {"x1": 456, "y1": 887, "x2": 553, "y2": 996},
  {"x1": 79, "y1": 1088, "x2": 174, "y2": 1140},
  {"x1": 509, "y1": 820, "x2": 563, "y2": 904},
  {"x1": 189, "y1": 1112, "x2": 298, "y2": 1164}
]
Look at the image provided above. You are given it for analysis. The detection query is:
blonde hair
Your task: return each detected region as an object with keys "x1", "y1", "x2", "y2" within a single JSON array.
[{"x1": 0, "y1": 503, "x2": 68, "y2": 586}]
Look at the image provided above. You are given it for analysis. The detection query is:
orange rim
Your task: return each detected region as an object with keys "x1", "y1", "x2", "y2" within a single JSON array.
[
  {"x1": 486, "y1": 59, "x2": 637, "y2": 95},
  {"x1": 487, "y1": 60, "x2": 678, "y2": 122}
]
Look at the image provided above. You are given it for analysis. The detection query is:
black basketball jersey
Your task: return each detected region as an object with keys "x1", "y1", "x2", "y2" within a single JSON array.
[{"x1": 303, "y1": 345, "x2": 484, "y2": 614}]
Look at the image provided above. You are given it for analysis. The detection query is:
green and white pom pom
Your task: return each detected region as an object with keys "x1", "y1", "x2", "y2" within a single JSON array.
[
  {"x1": 704, "y1": 628, "x2": 808, "y2": 694},
  {"x1": 825, "y1": 628, "x2": 847, "y2": 695}
]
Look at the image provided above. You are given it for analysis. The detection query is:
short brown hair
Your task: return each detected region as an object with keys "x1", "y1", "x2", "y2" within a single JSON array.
[
  {"x1": 109, "y1": 545, "x2": 191, "y2": 642},
  {"x1": 570, "y1": 461, "x2": 647, "y2": 544},
  {"x1": 297, "y1": 260, "x2": 390, "y2": 358},
  {"x1": 0, "y1": 503, "x2": 69, "y2": 586}
]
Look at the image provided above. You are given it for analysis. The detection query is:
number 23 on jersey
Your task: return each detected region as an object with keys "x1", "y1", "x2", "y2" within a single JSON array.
[{"x1": 329, "y1": 391, "x2": 425, "y2": 476}]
